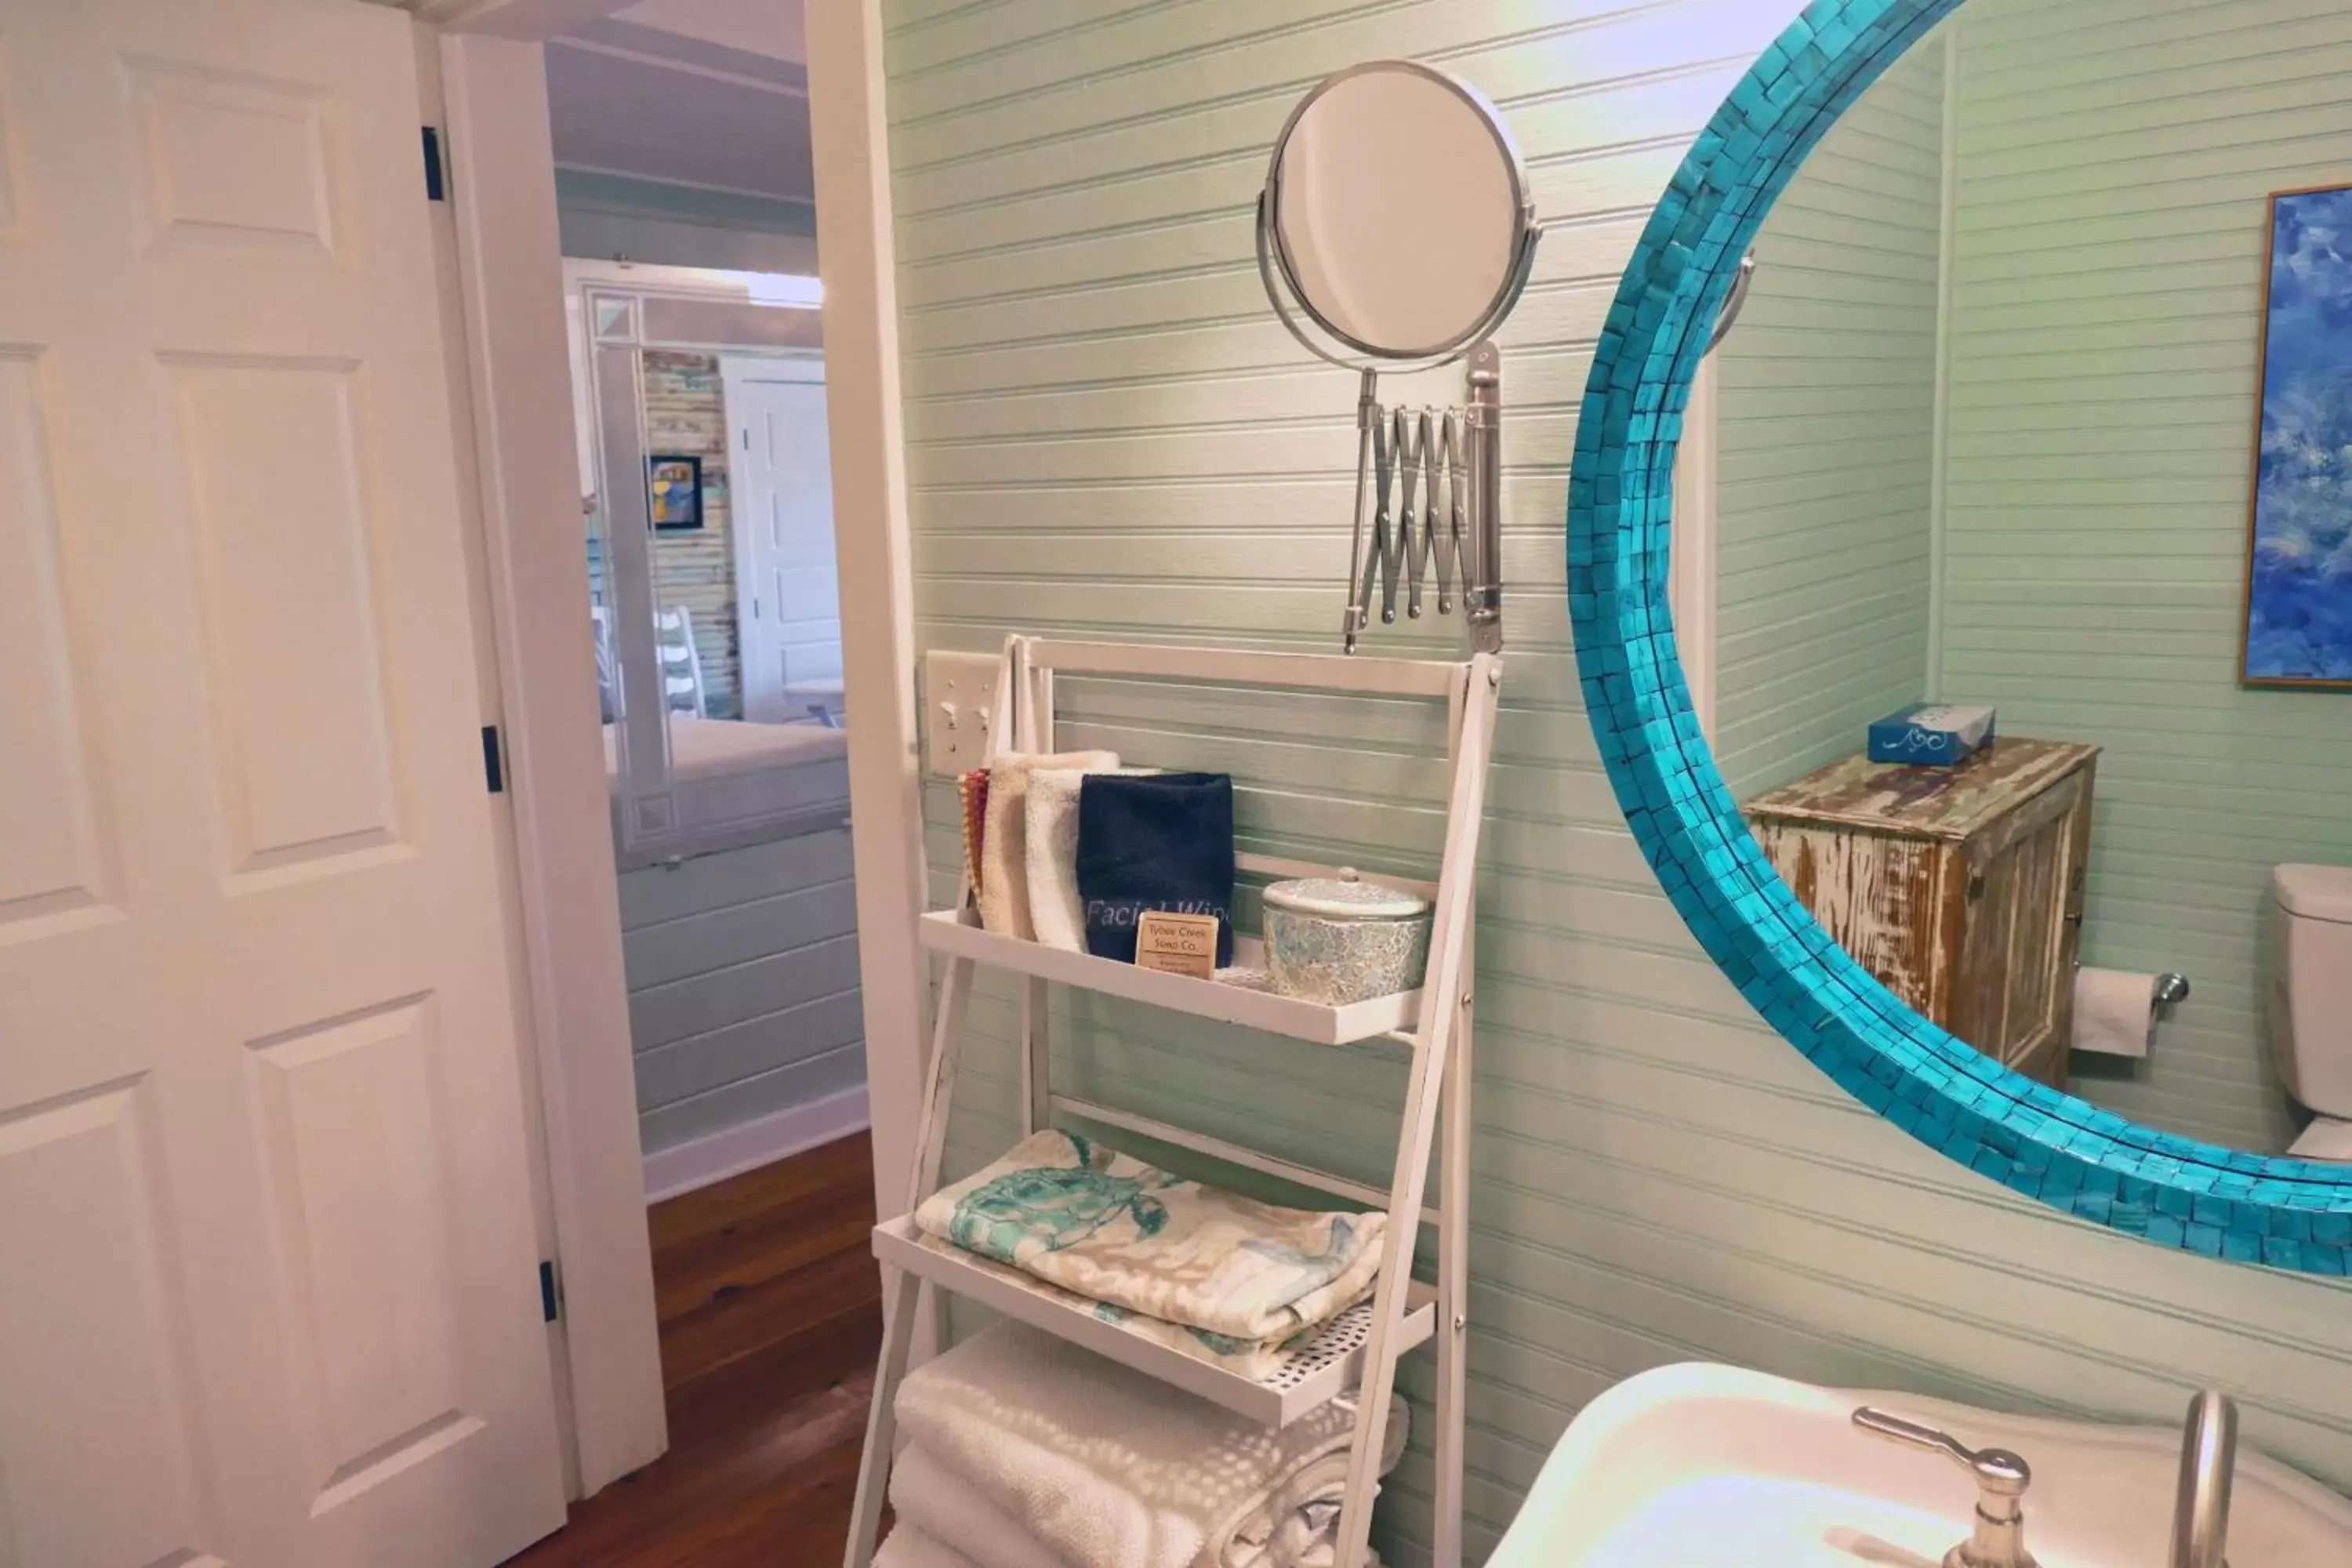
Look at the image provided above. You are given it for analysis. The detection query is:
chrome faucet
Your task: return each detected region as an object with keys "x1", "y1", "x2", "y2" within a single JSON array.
[
  {"x1": 1854, "y1": 1406, "x2": 2038, "y2": 1568},
  {"x1": 2171, "y1": 1390, "x2": 2237, "y2": 1568}
]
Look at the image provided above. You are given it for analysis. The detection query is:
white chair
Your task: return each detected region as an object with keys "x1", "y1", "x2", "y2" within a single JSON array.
[
  {"x1": 655, "y1": 604, "x2": 706, "y2": 718},
  {"x1": 590, "y1": 602, "x2": 707, "y2": 719}
]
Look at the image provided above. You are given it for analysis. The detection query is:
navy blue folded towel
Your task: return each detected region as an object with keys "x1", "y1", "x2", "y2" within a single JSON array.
[{"x1": 1076, "y1": 772, "x2": 1236, "y2": 966}]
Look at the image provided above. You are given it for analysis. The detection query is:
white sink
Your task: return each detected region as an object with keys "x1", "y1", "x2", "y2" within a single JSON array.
[{"x1": 1488, "y1": 1363, "x2": 2352, "y2": 1567}]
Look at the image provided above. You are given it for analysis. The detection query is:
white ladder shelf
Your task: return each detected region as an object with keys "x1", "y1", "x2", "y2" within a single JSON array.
[{"x1": 844, "y1": 636, "x2": 1500, "y2": 1568}]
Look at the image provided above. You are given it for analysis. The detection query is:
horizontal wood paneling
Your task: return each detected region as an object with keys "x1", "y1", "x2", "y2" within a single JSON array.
[
  {"x1": 618, "y1": 828, "x2": 864, "y2": 1154},
  {"x1": 1941, "y1": 0, "x2": 2352, "y2": 1153},
  {"x1": 1714, "y1": 42, "x2": 1944, "y2": 799},
  {"x1": 880, "y1": 5, "x2": 2352, "y2": 1563}
]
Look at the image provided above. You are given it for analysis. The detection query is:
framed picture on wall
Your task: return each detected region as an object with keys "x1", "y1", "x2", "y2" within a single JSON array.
[
  {"x1": 2243, "y1": 182, "x2": 2352, "y2": 688},
  {"x1": 648, "y1": 454, "x2": 704, "y2": 532}
]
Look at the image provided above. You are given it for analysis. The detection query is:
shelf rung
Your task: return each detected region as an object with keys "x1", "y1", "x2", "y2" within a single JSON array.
[
  {"x1": 917, "y1": 909, "x2": 1421, "y2": 1047},
  {"x1": 1051, "y1": 1094, "x2": 1444, "y2": 1230},
  {"x1": 1025, "y1": 637, "x2": 1464, "y2": 699}
]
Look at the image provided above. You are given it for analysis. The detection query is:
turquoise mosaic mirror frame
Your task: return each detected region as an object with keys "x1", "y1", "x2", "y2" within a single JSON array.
[{"x1": 1567, "y1": 0, "x2": 2352, "y2": 1274}]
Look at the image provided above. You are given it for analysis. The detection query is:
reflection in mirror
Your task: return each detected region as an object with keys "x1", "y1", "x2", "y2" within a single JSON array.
[
  {"x1": 722, "y1": 358, "x2": 841, "y2": 728},
  {"x1": 1697, "y1": 5, "x2": 2352, "y2": 1162},
  {"x1": 1271, "y1": 63, "x2": 1525, "y2": 359},
  {"x1": 567, "y1": 264, "x2": 848, "y2": 869}
]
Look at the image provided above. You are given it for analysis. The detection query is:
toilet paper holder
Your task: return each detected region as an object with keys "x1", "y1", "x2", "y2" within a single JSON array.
[{"x1": 2074, "y1": 963, "x2": 2191, "y2": 1008}]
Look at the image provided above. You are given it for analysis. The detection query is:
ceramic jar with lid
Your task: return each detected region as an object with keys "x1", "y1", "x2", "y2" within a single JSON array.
[{"x1": 1261, "y1": 868, "x2": 1432, "y2": 1006}]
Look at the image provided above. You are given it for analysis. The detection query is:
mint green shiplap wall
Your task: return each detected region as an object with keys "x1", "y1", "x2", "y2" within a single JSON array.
[
  {"x1": 1714, "y1": 44, "x2": 1944, "y2": 800},
  {"x1": 879, "y1": 5, "x2": 2352, "y2": 1562},
  {"x1": 1939, "y1": 0, "x2": 2352, "y2": 1153}
]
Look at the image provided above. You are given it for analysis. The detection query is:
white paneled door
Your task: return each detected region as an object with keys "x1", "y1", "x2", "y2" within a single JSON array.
[
  {"x1": 0, "y1": 2, "x2": 565, "y2": 1565},
  {"x1": 724, "y1": 357, "x2": 839, "y2": 723}
]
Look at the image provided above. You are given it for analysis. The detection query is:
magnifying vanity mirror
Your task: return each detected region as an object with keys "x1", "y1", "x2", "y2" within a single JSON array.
[
  {"x1": 1263, "y1": 63, "x2": 1534, "y2": 362},
  {"x1": 1258, "y1": 60, "x2": 1541, "y2": 655},
  {"x1": 1573, "y1": 0, "x2": 2352, "y2": 1272}
]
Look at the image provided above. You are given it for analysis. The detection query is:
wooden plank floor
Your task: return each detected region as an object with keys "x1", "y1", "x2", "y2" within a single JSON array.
[{"x1": 506, "y1": 1132, "x2": 883, "y2": 1568}]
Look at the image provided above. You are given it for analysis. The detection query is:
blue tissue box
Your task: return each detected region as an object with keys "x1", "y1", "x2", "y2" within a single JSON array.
[{"x1": 1868, "y1": 704, "x2": 1997, "y2": 767}]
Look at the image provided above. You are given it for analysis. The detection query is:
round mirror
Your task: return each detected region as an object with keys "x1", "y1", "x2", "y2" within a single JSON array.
[
  {"x1": 1571, "y1": 0, "x2": 2352, "y2": 1272},
  {"x1": 1261, "y1": 61, "x2": 1537, "y2": 364}
]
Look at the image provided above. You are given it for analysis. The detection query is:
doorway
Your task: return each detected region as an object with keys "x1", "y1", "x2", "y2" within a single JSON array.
[
  {"x1": 434, "y1": 0, "x2": 928, "y2": 1547},
  {"x1": 514, "y1": 11, "x2": 885, "y2": 1560},
  {"x1": 563, "y1": 260, "x2": 866, "y2": 1196}
]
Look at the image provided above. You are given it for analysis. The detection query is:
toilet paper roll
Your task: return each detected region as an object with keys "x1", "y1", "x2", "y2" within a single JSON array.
[{"x1": 2074, "y1": 967, "x2": 2160, "y2": 1058}]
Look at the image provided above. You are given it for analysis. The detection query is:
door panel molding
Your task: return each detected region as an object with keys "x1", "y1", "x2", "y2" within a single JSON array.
[{"x1": 0, "y1": 4, "x2": 566, "y2": 1560}]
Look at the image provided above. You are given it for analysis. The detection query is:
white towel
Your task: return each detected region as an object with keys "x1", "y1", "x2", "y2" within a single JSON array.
[
  {"x1": 875, "y1": 1523, "x2": 985, "y2": 1568},
  {"x1": 1222, "y1": 1445, "x2": 1395, "y2": 1568},
  {"x1": 895, "y1": 1319, "x2": 1406, "y2": 1568},
  {"x1": 891, "y1": 1446, "x2": 1064, "y2": 1568},
  {"x1": 892, "y1": 1441, "x2": 1391, "y2": 1568},
  {"x1": 1026, "y1": 765, "x2": 1150, "y2": 951},
  {"x1": 978, "y1": 752, "x2": 1119, "y2": 938}
]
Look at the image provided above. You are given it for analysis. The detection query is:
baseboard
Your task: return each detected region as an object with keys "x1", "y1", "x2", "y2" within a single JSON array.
[{"x1": 641, "y1": 1083, "x2": 869, "y2": 1204}]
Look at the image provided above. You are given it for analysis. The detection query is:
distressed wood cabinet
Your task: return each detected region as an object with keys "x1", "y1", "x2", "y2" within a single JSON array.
[{"x1": 1744, "y1": 738, "x2": 2100, "y2": 1087}]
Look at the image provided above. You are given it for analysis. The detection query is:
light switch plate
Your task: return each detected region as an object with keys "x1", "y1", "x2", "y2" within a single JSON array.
[{"x1": 924, "y1": 651, "x2": 1001, "y2": 777}]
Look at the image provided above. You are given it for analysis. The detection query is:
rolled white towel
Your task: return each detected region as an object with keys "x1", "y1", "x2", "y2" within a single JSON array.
[
  {"x1": 875, "y1": 1523, "x2": 986, "y2": 1568},
  {"x1": 978, "y1": 752, "x2": 1119, "y2": 938},
  {"x1": 889, "y1": 1448, "x2": 1383, "y2": 1568},
  {"x1": 893, "y1": 1439, "x2": 1394, "y2": 1568},
  {"x1": 895, "y1": 1319, "x2": 1406, "y2": 1568},
  {"x1": 1217, "y1": 1432, "x2": 1404, "y2": 1568},
  {"x1": 889, "y1": 1457, "x2": 1383, "y2": 1568},
  {"x1": 1236, "y1": 1535, "x2": 1385, "y2": 1568},
  {"x1": 891, "y1": 1445, "x2": 1064, "y2": 1568}
]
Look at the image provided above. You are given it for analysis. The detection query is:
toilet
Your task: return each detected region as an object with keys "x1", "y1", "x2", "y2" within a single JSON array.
[{"x1": 2270, "y1": 864, "x2": 2352, "y2": 1160}]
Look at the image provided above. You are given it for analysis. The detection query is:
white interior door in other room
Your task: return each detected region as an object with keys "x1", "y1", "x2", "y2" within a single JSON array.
[
  {"x1": 724, "y1": 356, "x2": 840, "y2": 722},
  {"x1": 0, "y1": 2, "x2": 564, "y2": 1565}
]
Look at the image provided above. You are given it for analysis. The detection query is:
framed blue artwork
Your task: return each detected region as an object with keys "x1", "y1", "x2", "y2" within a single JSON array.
[
  {"x1": 2244, "y1": 183, "x2": 2352, "y2": 689},
  {"x1": 648, "y1": 453, "x2": 704, "y2": 532}
]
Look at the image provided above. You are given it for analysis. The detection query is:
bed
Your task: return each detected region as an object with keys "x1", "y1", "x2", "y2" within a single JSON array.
[
  {"x1": 607, "y1": 715, "x2": 844, "y2": 782},
  {"x1": 604, "y1": 716, "x2": 850, "y2": 866}
]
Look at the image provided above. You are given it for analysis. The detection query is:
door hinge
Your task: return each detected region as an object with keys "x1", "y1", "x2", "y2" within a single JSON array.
[
  {"x1": 481, "y1": 724, "x2": 506, "y2": 794},
  {"x1": 539, "y1": 1260, "x2": 561, "y2": 1323},
  {"x1": 421, "y1": 125, "x2": 447, "y2": 201}
]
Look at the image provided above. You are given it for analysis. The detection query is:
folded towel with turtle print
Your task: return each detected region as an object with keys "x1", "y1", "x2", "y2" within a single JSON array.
[
  {"x1": 909, "y1": 1231, "x2": 1353, "y2": 1381},
  {"x1": 911, "y1": 1127, "x2": 1385, "y2": 1345}
]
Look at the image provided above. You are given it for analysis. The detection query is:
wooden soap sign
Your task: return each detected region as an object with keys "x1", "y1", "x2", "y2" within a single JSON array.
[{"x1": 1134, "y1": 910, "x2": 1220, "y2": 978}]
